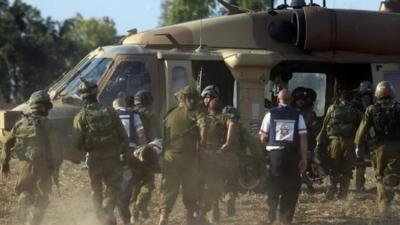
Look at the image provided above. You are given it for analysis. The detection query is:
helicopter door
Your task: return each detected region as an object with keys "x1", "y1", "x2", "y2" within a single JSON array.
[{"x1": 164, "y1": 60, "x2": 193, "y2": 110}]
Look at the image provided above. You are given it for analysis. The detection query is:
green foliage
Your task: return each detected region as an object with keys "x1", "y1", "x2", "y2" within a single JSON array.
[
  {"x1": 0, "y1": 0, "x2": 117, "y2": 103},
  {"x1": 159, "y1": 0, "x2": 272, "y2": 26},
  {"x1": 160, "y1": 0, "x2": 216, "y2": 26}
]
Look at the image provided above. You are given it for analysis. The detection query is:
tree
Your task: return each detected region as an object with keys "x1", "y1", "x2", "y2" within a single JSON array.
[
  {"x1": 160, "y1": 0, "x2": 216, "y2": 26},
  {"x1": 0, "y1": 0, "x2": 118, "y2": 103},
  {"x1": 159, "y1": 0, "x2": 272, "y2": 26}
]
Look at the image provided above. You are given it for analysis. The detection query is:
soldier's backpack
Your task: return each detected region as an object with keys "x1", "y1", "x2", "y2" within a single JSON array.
[
  {"x1": 372, "y1": 101, "x2": 400, "y2": 138},
  {"x1": 12, "y1": 115, "x2": 61, "y2": 169},
  {"x1": 82, "y1": 104, "x2": 119, "y2": 150},
  {"x1": 326, "y1": 104, "x2": 358, "y2": 137}
]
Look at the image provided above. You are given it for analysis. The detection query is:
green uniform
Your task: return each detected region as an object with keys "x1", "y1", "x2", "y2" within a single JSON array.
[
  {"x1": 160, "y1": 105, "x2": 207, "y2": 214},
  {"x1": 355, "y1": 101, "x2": 400, "y2": 213},
  {"x1": 199, "y1": 113, "x2": 232, "y2": 219},
  {"x1": 316, "y1": 103, "x2": 363, "y2": 199},
  {"x1": 131, "y1": 106, "x2": 161, "y2": 220},
  {"x1": 73, "y1": 102, "x2": 128, "y2": 225},
  {"x1": 1, "y1": 114, "x2": 56, "y2": 225}
]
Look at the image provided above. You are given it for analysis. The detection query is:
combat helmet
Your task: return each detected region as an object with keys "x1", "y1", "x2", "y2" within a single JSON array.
[
  {"x1": 77, "y1": 78, "x2": 98, "y2": 99},
  {"x1": 223, "y1": 105, "x2": 239, "y2": 120},
  {"x1": 359, "y1": 80, "x2": 373, "y2": 95},
  {"x1": 375, "y1": 81, "x2": 395, "y2": 100},
  {"x1": 201, "y1": 85, "x2": 220, "y2": 99},
  {"x1": 292, "y1": 87, "x2": 308, "y2": 101},
  {"x1": 29, "y1": 90, "x2": 53, "y2": 110},
  {"x1": 134, "y1": 89, "x2": 153, "y2": 106}
]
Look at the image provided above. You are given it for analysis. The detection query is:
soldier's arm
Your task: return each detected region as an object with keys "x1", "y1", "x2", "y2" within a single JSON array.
[
  {"x1": 354, "y1": 107, "x2": 372, "y2": 146},
  {"x1": 316, "y1": 105, "x2": 333, "y2": 145},
  {"x1": 1, "y1": 127, "x2": 17, "y2": 177},
  {"x1": 196, "y1": 112, "x2": 208, "y2": 146},
  {"x1": 218, "y1": 119, "x2": 236, "y2": 153},
  {"x1": 72, "y1": 112, "x2": 85, "y2": 151}
]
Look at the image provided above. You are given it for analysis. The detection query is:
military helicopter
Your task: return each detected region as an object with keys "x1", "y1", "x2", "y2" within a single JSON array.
[{"x1": 1, "y1": 0, "x2": 400, "y2": 183}]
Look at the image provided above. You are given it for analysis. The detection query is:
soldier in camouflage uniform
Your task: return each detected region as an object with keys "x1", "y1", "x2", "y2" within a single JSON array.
[
  {"x1": 355, "y1": 81, "x2": 400, "y2": 215},
  {"x1": 1, "y1": 90, "x2": 55, "y2": 225},
  {"x1": 72, "y1": 79, "x2": 128, "y2": 225},
  {"x1": 352, "y1": 81, "x2": 374, "y2": 192},
  {"x1": 198, "y1": 98, "x2": 237, "y2": 224},
  {"x1": 292, "y1": 87, "x2": 319, "y2": 194},
  {"x1": 159, "y1": 85, "x2": 208, "y2": 225},
  {"x1": 129, "y1": 89, "x2": 161, "y2": 223},
  {"x1": 316, "y1": 90, "x2": 363, "y2": 200}
]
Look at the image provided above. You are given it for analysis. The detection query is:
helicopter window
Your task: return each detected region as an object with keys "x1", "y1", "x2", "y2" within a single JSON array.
[
  {"x1": 61, "y1": 57, "x2": 113, "y2": 97},
  {"x1": 288, "y1": 73, "x2": 327, "y2": 117},
  {"x1": 100, "y1": 60, "x2": 151, "y2": 104},
  {"x1": 172, "y1": 66, "x2": 188, "y2": 93}
]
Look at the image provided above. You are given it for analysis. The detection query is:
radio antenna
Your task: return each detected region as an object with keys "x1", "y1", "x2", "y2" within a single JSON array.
[{"x1": 195, "y1": 18, "x2": 205, "y2": 52}]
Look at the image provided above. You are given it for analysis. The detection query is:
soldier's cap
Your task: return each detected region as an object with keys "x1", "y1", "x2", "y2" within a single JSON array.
[
  {"x1": 292, "y1": 87, "x2": 308, "y2": 100},
  {"x1": 174, "y1": 85, "x2": 199, "y2": 100},
  {"x1": 29, "y1": 90, "x2": 53, "y2": 109}
]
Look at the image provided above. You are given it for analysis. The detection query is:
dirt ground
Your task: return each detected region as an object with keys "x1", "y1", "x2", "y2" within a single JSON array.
[{"x1": 1, "y1": 161, "x2": 399, "y2": 225}]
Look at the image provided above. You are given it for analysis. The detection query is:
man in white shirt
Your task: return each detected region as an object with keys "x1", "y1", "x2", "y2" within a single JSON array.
[{"x1": 259, "y1": 89, "x2": 308, "y2": 225}]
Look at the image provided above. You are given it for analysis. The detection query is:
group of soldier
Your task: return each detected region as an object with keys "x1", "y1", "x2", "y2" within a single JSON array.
[{"x1": 1, "y1": 78, "x2": 400, "y2": 225}]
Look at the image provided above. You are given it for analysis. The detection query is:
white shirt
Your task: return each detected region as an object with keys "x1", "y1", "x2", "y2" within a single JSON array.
[
  {"x1": 259, "y1": 105, "x2": 307, "y2": 150},
  {"x1": 115, "y1": 107, "x2": 144, "y2": 147}
]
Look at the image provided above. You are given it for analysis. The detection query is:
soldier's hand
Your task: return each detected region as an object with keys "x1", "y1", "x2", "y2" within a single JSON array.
[
  {"x1": 298, "y1": 159, "x2": 307, "y2": 174},
  {"x1": 217, "y1": 143, "x2": 230, "y2": 154}
]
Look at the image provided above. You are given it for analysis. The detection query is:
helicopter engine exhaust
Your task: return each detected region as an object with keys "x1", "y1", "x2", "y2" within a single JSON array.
[{"x1": 291, "y1": 7, "x2": 400, "y2": 55}]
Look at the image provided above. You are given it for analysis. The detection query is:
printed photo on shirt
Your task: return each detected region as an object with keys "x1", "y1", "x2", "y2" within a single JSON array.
[{"x1": 275, "y1": 119, "x2": 295, "y2": 142}]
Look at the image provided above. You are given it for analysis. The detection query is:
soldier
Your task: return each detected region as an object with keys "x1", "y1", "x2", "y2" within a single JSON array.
[
  {"x1": 198, "y1": 98, "x2": 236, "y2": 224},
  {"x1": 259, "y1": 89, "x2": 308, "y2": 225},
  {"x1": 72, "y1": 79, "x2": 128, "y2": 225},
  {"x1": 1, "y1": 90, "x2": 55, "y2": 225},
  {"x1": 355, "y1": 81, "x2": 400, "y2": 215},
  {"x1": 201, "y1": 85, "x2": 220, "y2": 108},
  {"x1": 316, "y1": 90, "x2": 363, "y2": 200},
  {"x1": 159, "y1": 85, "x2": 208, "y2": 225},
  {"x1": 130, "y1": 89, "x2": 161, "y2": 223},
  {"x1": 352, "y1": 81, "x2": 374, "y2": 192},
  {"x1": 292, "y1": 87, "x2": 319, "y2": 194},
  {"x1": 112, "y1": 95, "x2": 147, "y2": 225}
]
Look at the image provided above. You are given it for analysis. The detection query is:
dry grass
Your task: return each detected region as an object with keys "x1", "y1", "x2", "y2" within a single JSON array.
[{"x1": 0, "y1": 161, "x2": 399, "y2": 225}]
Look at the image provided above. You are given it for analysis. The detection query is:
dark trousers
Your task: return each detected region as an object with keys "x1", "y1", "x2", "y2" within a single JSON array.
[{"x1": 267, "y1": 149, "x2": 301, "y2": 224}]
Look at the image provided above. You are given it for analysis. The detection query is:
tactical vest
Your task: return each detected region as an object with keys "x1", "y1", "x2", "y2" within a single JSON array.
[
  {"x1": 326, "y1": 104, "x2": 358, "y2": 137},
  {"x1": 372, "y1": 101, "x2": 400, "y2": 140},
  {"x1": 11, "y1": 115, "x2": 51, "y2": 164},
  {"x1": 206, "y1": 114, "x2": 226, "y2": 150},
  {"x1": 163, "y1": 106, "x2": 200, "y2": 152},
  {"x1": 116, "y1": 108, "x2": 138, "y2": 147},
  {"x1": 268, "y1": 106, "x2": 300, "y2": 149},
  {"x1": 82, "y1": 103, "x2": 119, "y2": 150}
]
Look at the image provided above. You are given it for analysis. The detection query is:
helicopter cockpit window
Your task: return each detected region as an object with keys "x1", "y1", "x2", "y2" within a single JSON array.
[
  {"x1": 61, "y1": 57, "x2": 113, "y2": 97},
  {"x1": 172, "y1": 66, "x2": 188, "y2": 93},
  {"x1": 100, "y1": 60, "x2": 151, "y2": 104},
  {"x1": 288, "y1": 73, "x2": 327, "y2": 117}
]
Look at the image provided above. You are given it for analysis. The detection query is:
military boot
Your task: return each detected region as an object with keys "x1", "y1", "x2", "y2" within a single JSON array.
[
  {"x1": 326, "y1": 176, "x2": 338, "y2": 200},
  {"x1": 211, "y1": 201, "x2": 220, "y2": 223},
  {"x1": 158, "y1": 208, "x2": 169, "y2": 225},
  {"x1": 17, "y1": 192, "x2": 32, "y2": 224},
  {"x1": 226, "y1": 197, "x2": 236, "y2": 217},
  {"x1": 186, "y1": 210, "x2": 197, "y2": 225},
  {"x1": 338, "y1": 175, "x2": 351, "y2": 199}
]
